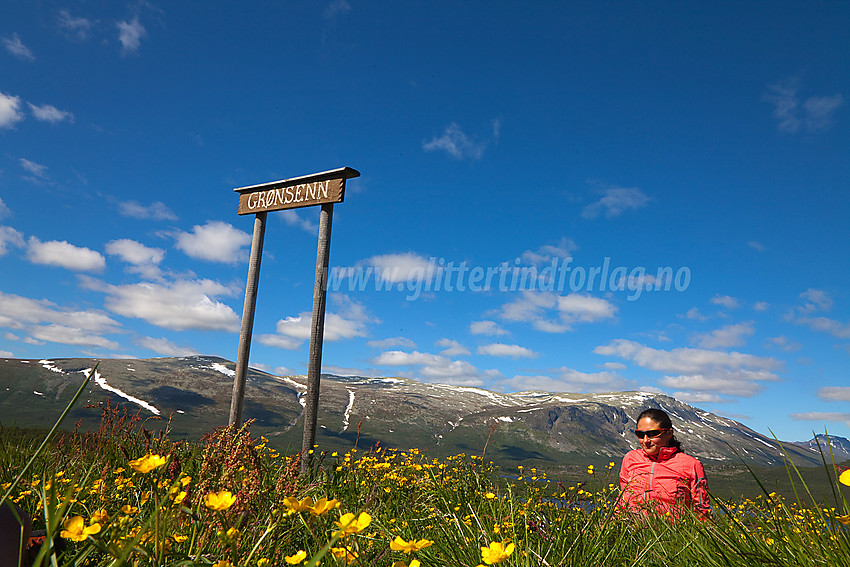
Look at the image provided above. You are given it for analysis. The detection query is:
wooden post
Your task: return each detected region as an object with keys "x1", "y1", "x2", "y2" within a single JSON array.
[
  {"x1": 229, "y1": 211, "x2": 267, "y2": 426},
  {"x1": 300, "y1": 203, "x2": 333, "y2": 474}
]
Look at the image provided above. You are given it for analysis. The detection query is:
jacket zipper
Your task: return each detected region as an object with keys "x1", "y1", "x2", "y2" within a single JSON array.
[{"x1": 647, "y1": 462, "x2": 655, "y2": 497}]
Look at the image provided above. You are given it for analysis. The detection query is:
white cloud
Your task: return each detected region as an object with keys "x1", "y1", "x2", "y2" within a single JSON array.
[
  {"x1": 601, "y1": 361, "x2": 626, "y2": 370},
  {"x1": 423, "y1": 120, "x2": 500, "y2": 160},
  {"x1": 0, "y1": 226, "x2": 25, "y2": 256},
  {"x1": 710, "y1": 294, "x2": 740, "y2": 309},
  {"x1": 0, "y1": 198, "x2": 9, "y2": 219},
  {"x1": 0, "y1": 291, "x2": 119, "y2": 332},
  {"x1": 259, "y1": 296, "x2": 376, "y2": 349},
  {"x1": 371, "y1": 349, "x2": 492, "y2": 386},
  {"x1": 257, "y1": 333, "x2": 302, "y2": 350},
  {"x1": 497, "y1": 291, "x2": 616, "y2": 333},
  {"x1": 659, "y1": 370, "x2": 776, "y2": 397},
  {"x1": 557, "y1": 293, "x2": 617, "y2": 323},
  {"x1": 787, "y1": 289, "x2": 850, "y2": 340},
  {"x1": 469, "y1": 320, "x2": 507, "y2": 336},
  {"x1": 274, "y1": 365, "x2": 296, "y2": 376},
  {"x1": 280, "y1": 210, "x2": 318, "y2": 234},
  {"x1": 118, "y1": 201, "x2": 177, "y2": 220},
  {"x1": 477, "y1": 343, "x2": 538, "y2": 358},
  {"x1": 682, "y1": 307, "x2": 708, "y2": 321},
  {"x1": 0, "y1": 291, "x2": 121, "y2": 348},
  {"x1": 764, "y1": 81, "x2": 801, "y2": 132},
  {"x1": 520, "y1": 237, "x2": 577, "y2": 265},
  {"x1": 58, "y1": 10, "x2": 94, "y2": 41},
  {"x1": 499, "y1": 366, "x2": 635, "y2": 394},
  {"x1": 582, "y1": 186, "x2": 650, "y2": 219},
  {"x1": 764, "y1": 80, "x2": 844, "y2": 133},
  {"x1": 27, "y1": 237, "x2": 105, "y2": 272},
  {"x1": 373, "y1": 350, "x2": 445, "y2": 367},
  {"x1": 106, "y1": 239, "x2": 165, "y2": 265},
  {"x1": 754, "y1": 302, "x2": 769, "y2": 311},
  {"x1": 818, "y1": 387, "x2": 850, "y2": 402},
  {"x1": 803, "y1": 94, "x2": 844, "y2": 131},
  {"x1": 694, "y1": 322, "x2": 755, "y2": 349},
  {"x1": 339, "y1": 252, "x2": 440, "y2": 285},
  {"x1": 748, "y1": 240, "x2": 766, "y2": 252},
  {"x1": 595, "y1": 339, "x2": 781, "y2": 374},
  {"x1": 138, "y1": 336, "x2": 199, "y2": 356},
  {"x1": 174, "y1": 220, "x2": 251, "y2": 263},
  {"x1": 93, "y1": 278, "x2": 241, "y2": 332},
  {"x1": 0, "y1": 350, "x2": 13, "y2": 357},
  {"x1": 436, "y1": 338, "x2": 470, "y2": 356},
  {"x1": 324, "y1": 0, "x2": 352, "y2": 18},
  {"x1": 30, "y1": 324, "x2": 119, "y2": 349},
  {"x1": 19, "y1": 158, "x2": 49, "y2": 181},
  {"x1": 117, "y1": 17, "x2": 146, "y2": 53},
  {"x1": 0, "y1": 92, "x2": 24, "y2": 128},
  {"x1": 595, "y1": 338, "x2": 782, "y2": 399},
  {"x1": 672, "y1": 392, "x2": 728, "y2": 404},
  {"x1": 367, "y1": 337, "x2": 417, "y2": 349},
  {"x1": 3, "y1": 34, "x2": 35, "y2": 61},
  {"x1": 790, "y1": 412, "x2": 850, "y2": 427},
  {"x1": 765, "y1": 335, "x2": 801, "y2": 352},
  {"x1": 28, "y1": 103, "x2": 74, "y2": 123},
  {"x1": 798, "y1": 288, "x2": 833, "y2": 312},
  {"x1": 794, "y1": 316, "x2": 850, "y2": 339}
]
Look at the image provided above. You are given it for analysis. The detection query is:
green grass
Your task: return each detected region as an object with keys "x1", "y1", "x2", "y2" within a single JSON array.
[{"x1": 2, "y1": 397, "x2": 850, "y2": 567}]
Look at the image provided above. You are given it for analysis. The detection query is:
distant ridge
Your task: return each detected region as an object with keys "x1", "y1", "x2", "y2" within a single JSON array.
[{"x1": 0, "y1": 355, "x2": 841, "y2": 468}]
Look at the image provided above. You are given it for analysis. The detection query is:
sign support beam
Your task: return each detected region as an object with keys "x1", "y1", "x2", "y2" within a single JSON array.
[
  {"x1": 229, "y1": 211, "x2": 267, "y2": 427},
  {"x1": 300, "y1": 202, "x2": 333, "y2": 474},
  {"x1": 229, "y1": 167, "x2": 359, "y2": 475}
]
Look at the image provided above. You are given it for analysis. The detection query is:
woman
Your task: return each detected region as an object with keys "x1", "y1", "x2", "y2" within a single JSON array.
[{"x1": 619, "y1": 408, "x2": 710, "y2": 517}]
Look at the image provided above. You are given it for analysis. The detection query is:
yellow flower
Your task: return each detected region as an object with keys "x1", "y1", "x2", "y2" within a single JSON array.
[
  {"x1": 392, "y1": 561, "x2": 421, "y2": 567},
  {"x1": 212, "y1": 561, "x2": 232, "y2": 567},
  {"x1": 481, "y1": 541, "x2": 515, "y2": 565},
  {"x1": 204, "y1": 490, "x2": 237, "y2": 511},
  {"x1": 60, "y1": 516, "x2": 101, "y2": 542},
  {"x1": 91, "y1": 509, "x2": 109, "y2": 524},
  {"x1": 128, "y1": 454, "x2": 167, "y2": 474},
  {"x1": 836, "y1": 514, "x2": 850, "y2": 525},
  {"x1": 330, "y1": 547, "x2": 357, "y2": 564},
  {"x1": 334, "y1": 512, "x2": 372, "y2": 536},
  {"x1": 484, "y1": 492, "x2": 496, "y2": 499},
  {"x1": 310, "y1": 497, "x2": 340, "y2": 515},
  {"x1": 120, "y1": 505, "x2": 138, "y2": 514},
  {"x1": 283, "y1": 496, "x2": 314, "y2": 513},
  {"x1": 840, "y1": 470, "x2": 850, "y2": 486},
  {"x1": 284, "y1": 550, "x2": 307, "y2": 564},
  {"x1": 257, "y1": 559, "x2": 270, "y2": 567},
  {"x1": 587, "y1": 465, "x2": 594, "y2": 474},
  {"x1": 390, "y1": 536, "x2": 434, "y2": 553}
]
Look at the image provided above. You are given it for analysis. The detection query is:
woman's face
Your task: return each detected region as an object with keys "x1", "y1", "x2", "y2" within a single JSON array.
[{"x1": 636, "y1": 417, "x2": 673, "y2": 457}]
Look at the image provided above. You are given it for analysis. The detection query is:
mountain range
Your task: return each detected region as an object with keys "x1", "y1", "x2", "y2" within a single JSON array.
[{"x1": 2, "y1": 355, "x2": 847, "y2": 469}]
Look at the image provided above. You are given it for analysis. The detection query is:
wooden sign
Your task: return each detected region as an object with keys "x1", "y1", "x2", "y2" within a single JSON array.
[
  {"x1": 229, "y1": 165, "x2": 359, "y2": 476},
  {"x1": 235, "y1": 167, "x2": 359, "y2": 215}
]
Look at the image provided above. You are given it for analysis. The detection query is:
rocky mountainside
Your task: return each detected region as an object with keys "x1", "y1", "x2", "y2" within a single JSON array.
[
  {"x1": 0, "y1": 356, "x2": 839, "y2": 468},
  {"x1": 789, "y1": 434, "x2": 850, "y2": 463}
]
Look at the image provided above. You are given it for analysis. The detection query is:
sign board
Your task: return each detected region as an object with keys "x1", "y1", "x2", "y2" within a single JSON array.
[{"x1": 235, "y1": 167, "x2": 359, "y2": 215}]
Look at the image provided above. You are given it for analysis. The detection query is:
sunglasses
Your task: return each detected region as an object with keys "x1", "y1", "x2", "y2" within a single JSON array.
[{"x1": 634, "y1": 428, "x2": 668, "y2": 439}]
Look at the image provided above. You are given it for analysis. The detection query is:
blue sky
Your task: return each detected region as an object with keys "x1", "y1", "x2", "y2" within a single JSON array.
[{"x1": 1, "y1": 1, "x2": 849, "y2": 442}]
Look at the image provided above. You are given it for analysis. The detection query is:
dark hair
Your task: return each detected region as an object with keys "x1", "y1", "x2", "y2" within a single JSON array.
[{"x1": 637, "y1": 408, "x2": 682, "y2": 451}]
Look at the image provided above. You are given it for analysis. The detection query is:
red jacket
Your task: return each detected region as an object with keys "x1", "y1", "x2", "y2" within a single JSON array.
[{"x1": 619, "y1": 446, "x2": 710, "y2": 516}]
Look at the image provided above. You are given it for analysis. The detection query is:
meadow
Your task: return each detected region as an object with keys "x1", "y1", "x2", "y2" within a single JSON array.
[{"x1": 2, "y1": 381, "x2": 850, "y2": 566}]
